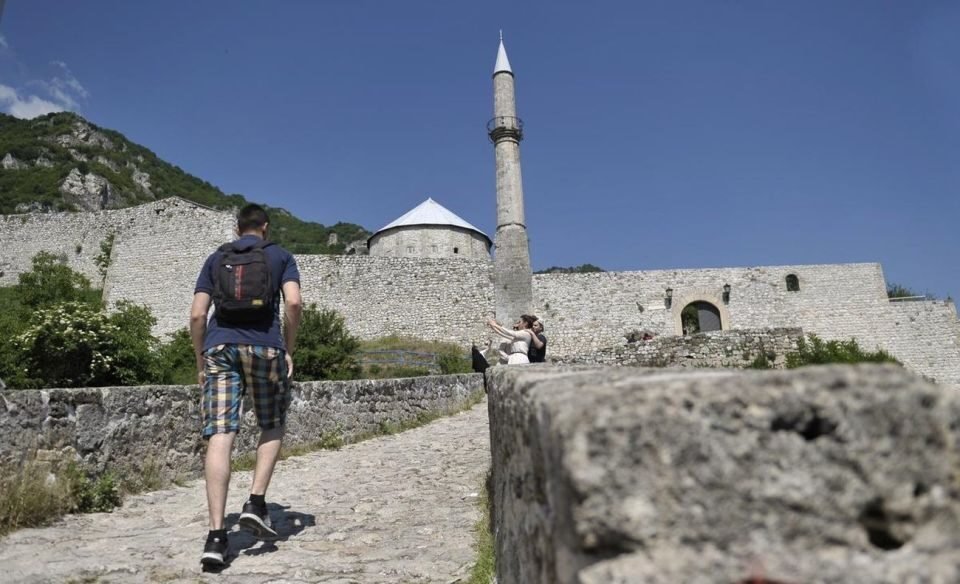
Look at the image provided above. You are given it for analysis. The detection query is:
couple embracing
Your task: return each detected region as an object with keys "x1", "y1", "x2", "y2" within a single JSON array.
[{"x1": 486, "y1": 314, "x2": 547, "y2": 364}]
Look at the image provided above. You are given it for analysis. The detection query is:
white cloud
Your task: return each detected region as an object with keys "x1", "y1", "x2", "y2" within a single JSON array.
[
  {"x1": 0, "y1": 61, "x2": 89, "y2": 119},
  {"x1": 0, "y1": 34, "x2": 8, "y2": 50},
  {"x1": 0, "y1": 83, "x2": 66, "y2": 118}
]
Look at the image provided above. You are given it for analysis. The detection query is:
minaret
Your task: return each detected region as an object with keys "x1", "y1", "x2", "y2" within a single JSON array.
[{"x1": 488, "y1": 33, "x2": 533, "y2": 323}]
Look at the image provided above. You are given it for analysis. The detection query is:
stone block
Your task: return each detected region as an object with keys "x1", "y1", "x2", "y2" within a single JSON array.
[{"x1": 487, "y1": 364, "x2": 960, "y2": 583}]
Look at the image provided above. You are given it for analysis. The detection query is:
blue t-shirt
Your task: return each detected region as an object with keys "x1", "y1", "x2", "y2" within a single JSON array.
[{"x1": 194, "y1": 235, "x2": 300, "y2": 352}]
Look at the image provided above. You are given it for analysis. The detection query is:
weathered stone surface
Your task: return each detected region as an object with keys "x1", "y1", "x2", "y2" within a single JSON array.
[
  {"x1": 0, "y1": 400, "x2": 491, "y2": 583},
  {"x1": 0, "y1": 374, "x2": 484, "y2": 482},
  {"x1": 487, "y1": 364, "x2": 960, "y2": 584}
]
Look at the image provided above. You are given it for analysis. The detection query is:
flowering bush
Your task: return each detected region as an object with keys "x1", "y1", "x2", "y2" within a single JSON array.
[{"x1": 12, "y1": 301, "x2": 159, "y2": 388}]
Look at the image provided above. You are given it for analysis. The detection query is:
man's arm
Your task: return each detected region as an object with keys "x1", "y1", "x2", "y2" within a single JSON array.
[
  {"x1": 282, "y1": 281, "x2": 303, "y2": 377},
  {"x1": 190, "y1": 292, "x2": 212, "y2": 385},
  {"x1": 530, "y1": 333, "x2": 545, "y2": 349}
]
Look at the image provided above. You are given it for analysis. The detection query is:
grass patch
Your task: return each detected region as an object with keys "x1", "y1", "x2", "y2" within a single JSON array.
[
  {"x1": 468, "y1": 470, "x2": 495, "y2": 584},
  {"x1": 0, "y1": 461, "x2": 122, "y2": 536},
  {"x1": 0, "y1": 455, "x2": 195, "y2": 536},
  {"x1": 231, "y1": 389, "x2": 486, "y2": 472}
]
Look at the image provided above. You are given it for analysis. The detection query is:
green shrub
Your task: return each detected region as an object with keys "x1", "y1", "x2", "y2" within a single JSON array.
[
  {"x1": 294, "y1": 305, "x2": 361, "y2": 381},
  {"x1": 15, "y1": 251, "x2": 100, "y2": 309},
  {"x1": 785, "y1": 334, "x2": 900, "y2": 368},
  {"x1": 156, "y1": 328, "x2": 198, "y2": 385},
  {"x1": 12, "y1": 300, "x2": 161, "y2": 388},
  {"x1": 94, "y1": 232, "x2": 116, "y2": 281},
  {"x1": 66, "y1": 466, "x2": 122, "y2": 513},
  {"x1": 437, "y1": 348, "x2": 472, "y2": 374},
  {"x1": 361, "y1": 365, "x2": 431, "y2": 379},
  {"x1": 106, "y1": 301, "x2": 161, "y2": 385}
]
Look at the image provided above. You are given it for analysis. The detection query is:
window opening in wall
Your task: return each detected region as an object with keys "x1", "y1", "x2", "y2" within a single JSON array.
[
  {"x1": 431, "y1": 244, "x2": 438, "y2": 253},
  {"x1": 786, "y1": 274, "x2": 800, "y2": 292},
  {"x1": 453, "y1": 247, "x2": 459, "y2": 254},
  {"x1": 406, "y1": 245, "x2": 415, "y2": 254},
  {"x1": 681, "y1": 301, "x2": 722, "y2": 334}
]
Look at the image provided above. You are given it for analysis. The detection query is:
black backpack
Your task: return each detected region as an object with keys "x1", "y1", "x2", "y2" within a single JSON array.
[{"x1": 212, "y1": 240, "x2": 274, "y2": 324}]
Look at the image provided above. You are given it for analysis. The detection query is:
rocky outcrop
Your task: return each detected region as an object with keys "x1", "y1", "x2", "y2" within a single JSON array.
[
  {"x1": 487, "y1": 364, "x2": 960, "y2": 583},
  {"x1": 54, "y1": 120, "x2": 115, "y2": 150},
  {"x1": 58, "y1": 168, "x2": 118, "y2": 211},
  {"x1": 2, "y1": 153, "x2": 25, "y2": 170},
  {"x1": 95, "y1": 155, "x2": 119, "y2": 173},
  {"x1": 34, "y1": 155, "x2": 54, "y2": 168},
  {"x1": 131, "y1": 166, "x2": 152, "y2": 193}
]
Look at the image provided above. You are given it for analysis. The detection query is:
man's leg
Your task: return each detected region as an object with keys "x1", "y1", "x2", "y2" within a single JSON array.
[
  {"x1": 251, "y1": 427, "x2": 283, "y2": 496},
  {"x1": 237, "y1": 345, "x2": 289, "y2": 539},
  {"x1": 200, "y1": 344, "x2": 243, "y2": 566},
  {"x1": 205, "y1": 432, "x2": 236, "y2": 529}
]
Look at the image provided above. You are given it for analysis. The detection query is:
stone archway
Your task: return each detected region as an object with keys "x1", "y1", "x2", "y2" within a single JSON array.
[
  {"x1": 681, "y1": 301, "x2": 722, "y2": 334},
  {"x1": 672, "y1": 289, "x2": 730, "y2": 335}
]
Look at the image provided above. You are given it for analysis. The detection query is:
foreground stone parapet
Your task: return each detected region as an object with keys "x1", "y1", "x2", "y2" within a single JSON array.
[{"x1": 486, "y1": 364, "x2": 960, "y2": 584}]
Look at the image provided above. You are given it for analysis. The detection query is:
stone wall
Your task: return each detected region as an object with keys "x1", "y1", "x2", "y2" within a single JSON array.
[
  {"x1": 531, "y1": 264, "x2": 960, "y2": 384},
  {"x1": 294, "y1": 254, "x2": 495, "y2": 345},
  {"x1": 369, "y1": 225, "x2": 491, "y2": 259},
  {"x1": 2, "y1": 199, "x2": 957, "y2": 383},
  {"x1": 102, "y1": 198, "x2": 234, "y2": 336},
  {"x1": 0, "y1": 197, "x2": 233, "y2": 338},
  {"x1": 553, "y1": 328, "x2": 803, "y2": 369},
  {"x1": 0, "y1": 374, "x2": 483, "y2": 480},
  {"x1": 486, "y1": 364, "x2": 960, "y2": 583}
]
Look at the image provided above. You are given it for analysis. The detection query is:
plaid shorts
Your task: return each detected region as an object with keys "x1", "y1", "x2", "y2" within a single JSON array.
[{"x1": 201, "y1": 344, "x2": 291, "y2": 438}]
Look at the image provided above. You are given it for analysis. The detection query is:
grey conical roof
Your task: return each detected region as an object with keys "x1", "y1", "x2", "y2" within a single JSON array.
[
  {"x1": 371, "y1": 198, "x2": 491, "y2": 244},
  {"x1": 494, "y1": 38, "x2": 512, "y2": 75}
]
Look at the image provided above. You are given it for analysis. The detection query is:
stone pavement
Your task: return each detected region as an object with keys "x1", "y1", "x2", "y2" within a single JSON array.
[{"x1": 0, "y1": 401, "x2": 491, "y2": 583}]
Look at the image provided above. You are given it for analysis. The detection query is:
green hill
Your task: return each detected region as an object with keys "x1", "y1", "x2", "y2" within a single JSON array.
[{"x1": 0, "y1": 111, "x2": 370, "y2": 254}]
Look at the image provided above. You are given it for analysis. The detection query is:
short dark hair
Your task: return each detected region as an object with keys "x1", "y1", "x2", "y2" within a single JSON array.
[{"x1": 237, "y1": 204, "x2": 269, "y2": 233}]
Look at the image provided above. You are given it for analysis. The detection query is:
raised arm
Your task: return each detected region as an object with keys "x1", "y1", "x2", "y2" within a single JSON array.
[{"x1": 487, "y1": 319, "x2": 532, "y2": 341}]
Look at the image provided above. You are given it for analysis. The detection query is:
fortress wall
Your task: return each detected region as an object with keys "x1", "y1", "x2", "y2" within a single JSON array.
[
  {"x1": 879, "y1": 300, "x2": 960, "y2": 384},
  {"x1": 295, "y1": 254, "x2": 495, "y2": 346},
  {"x1": 532, "y1": 263, "x2": 889, "y2": 356},
  {"x1": 0, "y1": 208, "x2": 121, "y2": 286},
  {"x1": 103, "y1": 198, "x2": 234, "y2": 337},
  {"x1": 3, "y1": 198, "x2": 956, "y2": 383}
]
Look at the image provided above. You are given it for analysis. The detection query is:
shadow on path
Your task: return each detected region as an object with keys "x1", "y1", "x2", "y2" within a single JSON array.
[{"x1": 202, "y1": 504, "x2": 316, "y2": 574}]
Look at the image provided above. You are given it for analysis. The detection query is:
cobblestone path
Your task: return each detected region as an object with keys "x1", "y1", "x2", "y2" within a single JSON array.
[{"x1": 0, "y1": 401, "x2": 491, "y2": 583}]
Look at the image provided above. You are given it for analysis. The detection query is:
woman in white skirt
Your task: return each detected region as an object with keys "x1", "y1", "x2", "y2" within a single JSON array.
[{"x1": 487, "y1": 315, "x2": 537, "y2": 365}]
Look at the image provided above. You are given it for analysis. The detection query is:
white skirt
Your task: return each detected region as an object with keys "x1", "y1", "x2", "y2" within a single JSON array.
[{"x1": 507, "y1": 353, "x2": 530, "y2": 365}]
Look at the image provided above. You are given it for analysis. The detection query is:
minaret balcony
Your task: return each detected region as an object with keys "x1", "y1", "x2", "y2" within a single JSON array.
[{"x1": 487, "y1": 116, "x2": 524, "y2": 142}]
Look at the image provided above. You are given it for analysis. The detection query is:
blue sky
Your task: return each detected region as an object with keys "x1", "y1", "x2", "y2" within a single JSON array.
[{"x1": 1, "y1": 1, "x2": 958, "y2": 298}]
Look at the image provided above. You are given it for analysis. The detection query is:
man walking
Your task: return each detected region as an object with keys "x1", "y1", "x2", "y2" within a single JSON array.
[{"x1": 190, "y1": 204, "x2": 302, "y2": 567}]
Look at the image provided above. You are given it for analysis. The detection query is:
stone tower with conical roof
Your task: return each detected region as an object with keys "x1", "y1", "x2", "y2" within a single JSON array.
[{"x1": 488, "y1": 34, "x2": 533, "y2": 323}]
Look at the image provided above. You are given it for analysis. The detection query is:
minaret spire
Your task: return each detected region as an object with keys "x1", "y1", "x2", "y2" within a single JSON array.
[
  {"x1": 494, "y1": 34, "x2": 513, "y2": 76},
  {"x1": 488, "y1": 35, "x2": 532, "y2": 323}
]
